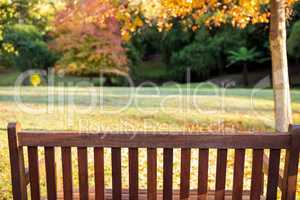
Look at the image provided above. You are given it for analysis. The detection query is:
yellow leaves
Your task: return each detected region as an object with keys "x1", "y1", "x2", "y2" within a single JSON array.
[
  {"x1": 0, "y1": 28, "x2": 3, "y2": 41},
  {"x1": 2, "y1": 42, "x2": 17, "y2": 54},
  {"x1": 121, "y1": 0, "x2": 297, "y2": 32},
  {"x1": 121, "y1": 30, "x2": 131, "y2": 42},
  {"x1": 30, "y1": 74, "x2": 42, "y2": 87},
  {"x1": 133, "y1": 17, "x2": 143, "y2": 27},
  {"x1": 67, "y1": 63, "x2": 78, "y2": 73}
]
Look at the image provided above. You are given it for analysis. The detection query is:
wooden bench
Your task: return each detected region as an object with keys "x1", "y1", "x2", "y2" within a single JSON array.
[{"x1": 7, "y1": 122, "x2": 300, "y2": 200}]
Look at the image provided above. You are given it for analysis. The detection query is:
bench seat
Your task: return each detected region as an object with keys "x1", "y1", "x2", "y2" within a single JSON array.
[
  {"x1": 57, "y1": 189, "x2": 265, "y2": 200},
  {"x1": 7, "y1": 123, "x2": 300, "y2": 200}
]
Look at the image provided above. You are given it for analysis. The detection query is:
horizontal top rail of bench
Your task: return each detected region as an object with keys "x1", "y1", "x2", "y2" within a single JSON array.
[{"x1": 16, "y1": 130, "x2": 291, "y2": 148}]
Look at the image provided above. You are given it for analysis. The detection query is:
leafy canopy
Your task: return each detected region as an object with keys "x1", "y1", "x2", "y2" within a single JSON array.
[
  {"x1": 227, "y1": 47, "x2": 267, "y2": 67},
  {"x1": 51, "y1": 0, "x2": 128, "y2": 76},
  {"x1": 117, "y1": 0, "x2": 298, "y2": 41},
  {"x1": 287, "y1": 20, "x2": 300, "y2": 59}
]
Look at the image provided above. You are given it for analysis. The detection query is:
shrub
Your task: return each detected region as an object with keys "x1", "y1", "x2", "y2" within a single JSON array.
[
  {"x1": 51, "y1": 0, "x2": 128, "y2": 77},
  {"x1": 287, "y1": 20, "x2": 300, "y2": 60},
  {"x1": 2, "y1": 24, "x2": 58, "y2": 71}
]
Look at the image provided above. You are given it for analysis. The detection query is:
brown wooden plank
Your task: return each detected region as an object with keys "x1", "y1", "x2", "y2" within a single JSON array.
[
  {"x1": 147, "y1": 148, "x2": 157, "y2": 200},
  {"x1": 77, "y1": 147, "x2": 89, "y2": 200},
  {"x1": 45, "y1": 147, "x2": 57, "y2": 200},
  {"x1": 61, "y1": 147, "x2": 73, "y2": 200},
  {"x1": 7, "y1": 123, "x2": 28, "y2": 200},
  {"x1": 198, "y1": 149, "x2": 209, "y2": 200},
  {"x1": 111, "y1": 148, "x2": 122, "y2": 200},
  {"x1": 281, "y1": 149, "x2": 290, "y2": 200},
  {"x1": 28, "y1": 146, "x2": 41, "y2": 200},
  {"x1": 56, "y1": 189, "x2": 253, "y2": 200},
  {"x1": 232, "y1": 149, "x2": 245, "y2": 200},
  {"x1": 163, "y1": 148, "x2": 173, "y2": 200},
  {"x1": 215, "y1": 149, "x2": 228, "y2": 200},
  {"x1": 262, "y1": 153, "x2": 285, "y2": 191},
  {"x1": 250, "y1": 149, "x2": 264, "y2": 200},
  {"x1": 94, "y1": 147, "x2": 104, "y2": 200},
  {"x1": 180, "y1": 148, "x2": 191, "y2": 200},
  {"x1": 18, "y1": 131, "x2": 290, "y2": 149},
  {"x1": 266, "y1": 149, "x2": 281, "y2": 200},
  {"x1": 129, "y1": 148, "x2": 139, "y2": 200},
  {"x1": 284, "y1": 125, "x2": 300, "y2": 200}
]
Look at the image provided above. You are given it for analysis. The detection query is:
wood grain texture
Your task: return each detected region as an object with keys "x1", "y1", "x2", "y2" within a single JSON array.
[
  {"x1": 18, "y1": 131, "x2": 290, "y2": 148},
  {"x1": 45, "y1": 147, "x2": 57, "y2": 200},
  {"x1": 129, "y1": 148, "x2": 139, "y2": 200},
  {"x1": 198, "y1": 149, "x2": 209, "y2": 200},
  {"x1": 232, "y1": 149, "x2": 245, "y2": 200},
  {"x1": 147, "y1": 148, "x2": 157, "y2": 200},
  {"x1": 28, "y1": 146, "x2": 40, "y2": 200},
  {"x1": 8, "y1": 123, "x2": 300, "y2": 200},
  {"x1": 7, "y1": 123, "x2": 28, "y2": 200},
  {"x1": 56, "y1": 189, "x2": 253, "y2": 200},
  {"x1": 284, "y1": 125, "x2": 300, "y2": 200},
  {"x1": 94, "y1": 147, "x2": 104, "y2": 200},
  {"x1": 266, "y1": 149, "x2": 281, "y2": 200},
  {"x1": 163, "y1": 148, "x2": 173, "y2": 200},
  {"x1": 112, "y1": 148, "x2": 122, "y2": 200},
  {"x1": 77, "y1": 147, "x2": 89, "y2": 200},
  {"x1": 215, "y1": 149, "x2": 228, "y2": 200},
  {"x1": 250, "y1": 149, "x2": 264, "y2": 200},
  {"x1": 180, "y1": 148, "x2": 191, "y2": 200},
  {"x1": 61, "y1": 147, "x2": 73, "y2": 200}
]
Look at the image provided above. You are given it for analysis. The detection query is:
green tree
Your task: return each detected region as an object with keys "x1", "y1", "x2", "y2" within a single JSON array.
[
  {"x1": 287, "y1": 20, "x2": 300, "y2": 62},
  {"x1": 51, "y1": 0, "x2": 128, "y2": 79},
  {"x1": 227, "y1": 47, "x2": 268, "y2": 87},
  {"x1": 2, "y1": 24, "x2": 58, "y2": 70}
]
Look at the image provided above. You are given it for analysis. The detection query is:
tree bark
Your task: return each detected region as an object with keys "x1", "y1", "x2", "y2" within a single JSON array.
[
  {"x1": 243, "y1": 63, "x2": 249, "y2": 87},
  {"x1": 270, "y1": 0, "x2": 293, "y2": 132}
]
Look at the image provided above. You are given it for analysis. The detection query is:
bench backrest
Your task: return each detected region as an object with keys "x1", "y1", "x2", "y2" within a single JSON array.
[{"x1": 7, "y1": 122, "x2": 300, "y2": 200}]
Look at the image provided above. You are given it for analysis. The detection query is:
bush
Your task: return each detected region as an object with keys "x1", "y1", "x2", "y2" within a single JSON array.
[
  {"x1": 2, "y1": 24, "x2": 58, "y2": 71},
  {"x1": 51, "y1": 0, "x2": 128, "y2": 78},
  {"x1": 288, "y1": 20, "x2": 300, "y2": 60},
  {"x1": 168, "y1": 26, "x2": 247, "y2": 81},
  {"x1": 170, "y1": 40, "x2": 217, "y2": 80}
]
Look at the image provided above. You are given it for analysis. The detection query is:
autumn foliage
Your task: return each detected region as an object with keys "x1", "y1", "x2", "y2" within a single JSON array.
[
  {"x1": 51, "y1": 0, "x2": 128, "y2": 76},
  {"x1": 120, "y1": 0, "x2": 298, "y2": 36}
]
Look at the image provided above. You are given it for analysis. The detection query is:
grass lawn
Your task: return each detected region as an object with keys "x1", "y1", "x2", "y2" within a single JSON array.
[{"x1": 0, "y1": 86, "x2": 299, "y2": 199}]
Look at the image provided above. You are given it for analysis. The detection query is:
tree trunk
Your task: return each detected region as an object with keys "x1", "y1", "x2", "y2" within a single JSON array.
[
  {"x1": 242, "y1": 63, "x2": 249, "y2": 87},
  {"x1": 270, "y1": 0, "x2": 293, "y2": 132}
]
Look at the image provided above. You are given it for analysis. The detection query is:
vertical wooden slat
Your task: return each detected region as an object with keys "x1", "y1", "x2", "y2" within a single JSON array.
[
  {"x1": 129, "y1": 148, "x2": 139, "y2": 200},
  {"x1": 266, "y1": 149, "x2": 281, "y2": 200},
  {"x1": 112, "y1": 148, "x2": 122, "y2": 200},
  {"x1": 147, "y1": 148, "x2": 157, "y2": 200},
  {"x1": 232, "y1": 149, "x2": 245, "y2": 200},
  {"x1": 163, "y1": 148, "x2": 173, "y2": 200},
  {"x1": 282, "y1": 149, "x2": 290, "y2": 200},
  {"x1": 45, "y1": 147, "x2": 57, "y2": 200},
  {"x1": 28, "y1": 146, "x2": 41, "y2": 200},
  {"x1": 77, "y1": 147, "x2": 89, "y2": 200},
  {"x1": 7, "y1": 123, "x2": 27, "y2": 200},
  {"x1": 215, "y1": 149, "x2": 228, "y2": 200},
  {"x1": 284, "y1": 125, "x2": 300, "y2": 200},
  {"x1": 250, "y1": 149, "x2": 264, "y2": 200},
  {"x1": 94, "y1": 147, "x2": 104, "y2": 200},
  {"x1": 180, "y1": 148, "x2": 191, "y2": 200},
  {"x1": 198, "y1": 149, "x2": 209, "y2": 200},
  {"x1": 61, "y1": 147, "x2": 73, "y2": 200}
]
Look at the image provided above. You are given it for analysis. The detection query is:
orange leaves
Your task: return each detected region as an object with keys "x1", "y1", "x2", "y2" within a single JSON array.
[
  {"x1": 123, "y1": 0, "x2": 298, "y2": 31},
  {"x1": 51, "y1": 0, "x2": 128, "y2": 76}
]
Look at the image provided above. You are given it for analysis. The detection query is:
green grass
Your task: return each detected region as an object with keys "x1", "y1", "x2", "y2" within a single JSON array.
[
  {"x1": 0, "y1": 70, "x2": 21, "y2": 86},
  {"x1": 0, "y1": 86, "x2": 299, "y2": 199}
]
